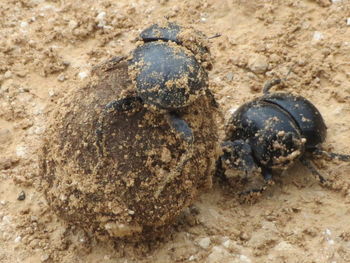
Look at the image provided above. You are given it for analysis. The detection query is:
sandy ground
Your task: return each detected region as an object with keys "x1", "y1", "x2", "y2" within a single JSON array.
[{"x1": 1, "y1": 0, "x2": 350, "y2": 262}]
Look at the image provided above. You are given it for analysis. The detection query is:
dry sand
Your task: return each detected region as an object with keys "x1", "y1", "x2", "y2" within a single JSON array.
[{"x1": 1, "y1": 0, "x2": 350, "y2": 262}]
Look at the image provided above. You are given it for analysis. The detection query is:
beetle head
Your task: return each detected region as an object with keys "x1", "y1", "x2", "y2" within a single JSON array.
[
  {"x1": 139, "y1": 22, "x2": 211, "y2": 67},
  {"x1": 221, "y1": 140, "x2": 259, "y2": 174}
]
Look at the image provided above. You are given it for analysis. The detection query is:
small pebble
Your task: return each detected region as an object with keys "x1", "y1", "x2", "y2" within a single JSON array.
[
  {"x1": 16, "y1": 145, "x2": 27, "y2": 157},
  {"x1": 18, "y1": 191, "x2": 26, "y2": 201},
  {"x1": 313, "y1": 31, "x2": 324, "y2": 41},
  {"x1": 4, "y1": 71, "x2": 12, "y2": 79},
  {"x1": 188, "y1": 255, "x2": 196, "y2": 261},
  {"x1": 41, "y1": 254, "x2": 50, "y2": 262},
  {"x1": 14, "y1": 236, "x2": 22, "y2": 243},
  {"x1": 226, "y1": 72, "x2": 234, "y2": 81},
  {"x1": 247, "y1": 54, "x2": 268, "y2": 74},
  {"x1": 78, "y1": 71, "x2": 89, "y2": 80},
  {"x1": 198, "y1": 237, "x2": 211, "y2": 249},
  {"x1": 48, "y1": 90, "x2": 56, "y2": 97},
  {"x1": 239, "y1": 255, "x2": 252, "y2": 263},
  {"x1": 96, "y1": 11, "x2": 106, "y2": 21},
  {"x1": 57, "y1": 74, "x2": 66, "y2": 82},
  {"x1": 206, "y1": 246, "x2": 232, "y2": 263},
  {"x1": 20, "y1": 21, "x2": 29, "y2": 28},
  {"x1": 347, "y1": 18, "x2": 350, "y2": 26},
  {"x1": 68, "y1": 20, "x2": 78, "y2": 29}
]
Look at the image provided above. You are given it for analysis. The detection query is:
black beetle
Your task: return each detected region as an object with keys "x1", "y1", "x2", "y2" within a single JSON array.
[
  {"x1": 96, "y1": 22, "x2": 215, "y2": 147},
  {"x1": 217, "y1": 80, "x2": 350, "y2": 194}
]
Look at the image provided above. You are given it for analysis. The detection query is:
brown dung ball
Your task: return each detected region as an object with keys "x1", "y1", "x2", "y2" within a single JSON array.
[{"x1": 39, "y1": 23, "x2": 218, "y2": 240}]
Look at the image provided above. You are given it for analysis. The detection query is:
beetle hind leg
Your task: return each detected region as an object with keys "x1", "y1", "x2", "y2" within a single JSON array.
[
  {"x1": 313, "y1": 148, "x2": 350, "y2": 162},
  {"x1": 300, "y1": 158, "x2": 326, "y2": 184}
]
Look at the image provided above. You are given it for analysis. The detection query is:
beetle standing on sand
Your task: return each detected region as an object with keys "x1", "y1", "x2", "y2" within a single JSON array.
[{"x1": 217, "y1": 80, "x2": 350, "y2": 194}]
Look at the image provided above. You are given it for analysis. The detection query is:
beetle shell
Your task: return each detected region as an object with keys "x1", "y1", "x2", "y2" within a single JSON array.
[
  {"x1": 130, "y1": 41, "x2": 208, "y2": 109},
  {"x1": 39, "y1": 59, "x2": 218, "y2": 240},
  {"x1": 262, "y1": 93, "x2": 327, "y2": 150}
]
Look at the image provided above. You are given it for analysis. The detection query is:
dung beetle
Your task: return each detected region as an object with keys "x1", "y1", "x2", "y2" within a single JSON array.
[
  {"x1": 217, "y1": 80, "x2": 350, "y2": 194},
  {"x1": 40, "y1": 22, "x2": 218, "y2": 240},
  {"x1": 96, "y1": 22, "x2": 214, "y2": 148}
]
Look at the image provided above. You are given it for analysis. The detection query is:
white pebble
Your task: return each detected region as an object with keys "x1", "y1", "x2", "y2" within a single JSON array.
[
  {"x1": 0, "y1": 201, "x2": 6, "y2": 205},
  {"x1": 198, "y1": 237, "x2": 211, "y2": 249},
  {"x1": 332, "y1": 0, "x2": 342, "y2": 3},
  {"x1": 57, "y1": 74, "x2": 66, "y2": 82},
  {"x1": 325, "y1": 229, "x2": 332, "y2": 236},
  {"x1": 347, "y1": 18, "x2": 350, "y2": 26},
  {"x1": 20, "y1": 21, "x2": 29, "y2": 28},
  {"x1": 41, "y1": 254, "x2": 49, "y2": 262},
  {"x1": 313, "y1": 31, "x2": 324, "y2": 41},
  {"x1": 188, "y1": 255, "x2": 196, "y2": 261},
  {"x1": 96, "y1": 11, "x2": 106, "y2": 21},
  {"x1": 34, "y1": 126, "x2": 46, "y2": 135},
  {"x1": 4, "y1": 71, "x2": 12, "y2": 79},
  {"x1": 78, "y1": 71, "x2": 89, "y2": 80},
  {"x1": 16, "y1": 145, "x2": 27, "y2": 157},
  {"x1": 14, "y1": 236, "x2": 22, "y2": 243},
  {"x1": 239, "y1": 255, "x2": 252, "y2": 263},
  {"x1": 207, "y1": 246, "x2": 232, "y2": 263},
  {"x1": 48, "y1": 90, "x2": 55, "y2": 97},
  {"x1": 68, "y1": 20, "x2": 78, "y2": 29},
  {"x1": 2, "y1": 215, "x2": 12, "y2": 224}
]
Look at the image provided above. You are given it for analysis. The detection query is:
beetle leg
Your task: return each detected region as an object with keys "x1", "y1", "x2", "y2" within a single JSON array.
[
  {"x1": 263, "y1": 67, "x2": 294, "y2": 94},
  {"x1": 154, "y1": 113, "x2": 194, "y2": 199},
  {"x1": 299, "y1": 158, "x2": 326, "y2": 184},
  {"x1": 239, "y1": 167, "x2": 273, "y2": 196},
  {"x1": 313, "y1": 148, "x2": 350, "y2": 162},
  {"x1": 214, "y1": 157, "x2": 227, "y2": 181},
  {"x1": 96, "y1": 96, "x2": 143, "y2": 156},
  {"x1": 166, "y1": 113, "x2": 194, "y2": 144},
  {"x1": 263, "y1": 79, "x2": 282, "y2": 94},
  {"x1": 205, "y1": 89, "x2": 219, "y2": 108}
]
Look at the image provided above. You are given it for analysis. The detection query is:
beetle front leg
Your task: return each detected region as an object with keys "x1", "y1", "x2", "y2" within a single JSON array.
[
  {"x1": 166, "y1": 113, "x2": 194, "y2": 144},
  {"x1": 154, "y1": 113, "x2": 194, "y2": 199},
  {"x1": 239, "y1": 167, "x2": 273, "y2": 196},
  {"x1": 96, "y1": 96, "x2": 143, "y2": 156}
]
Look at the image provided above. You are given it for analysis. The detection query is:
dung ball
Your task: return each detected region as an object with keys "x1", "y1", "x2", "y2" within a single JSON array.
[{"x1": 39, "y1": 56, "x2": 218, "y2": 240}]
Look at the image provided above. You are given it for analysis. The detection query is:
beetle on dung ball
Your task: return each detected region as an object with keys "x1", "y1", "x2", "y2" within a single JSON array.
[{"x1": 40, "y1": 22, "x2": 219, "y2": 240}]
